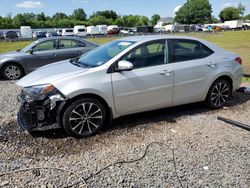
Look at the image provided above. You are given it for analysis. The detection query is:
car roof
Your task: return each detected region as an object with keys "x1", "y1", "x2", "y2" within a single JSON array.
[
  {"x1": 37, "y1": 36, "x2": 84, "y2": 42},
  {"x1": 120, "y1": 35, "x2": 203, "y2": 42}
]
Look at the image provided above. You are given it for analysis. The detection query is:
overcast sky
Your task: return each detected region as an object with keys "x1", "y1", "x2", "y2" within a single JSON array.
[{"x1": 0, "y1": 0, "x2": 249, "y2": 18}]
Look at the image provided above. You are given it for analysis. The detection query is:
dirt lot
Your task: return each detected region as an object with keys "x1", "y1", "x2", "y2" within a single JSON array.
[{"x1": 0, "y1": 80, "x2": 250, "y2": 187}]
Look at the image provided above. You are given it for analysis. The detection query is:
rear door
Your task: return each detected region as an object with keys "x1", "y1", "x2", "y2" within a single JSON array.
[
  {"x1": 56, "y1": 39, "x2": 90, "y2": 61},
  {"x1": 167, "y1": 39, "x2": 216, "y2": 105},
  {"x1": 111, "y1": 40, "x2": 174, "y2": 115}
]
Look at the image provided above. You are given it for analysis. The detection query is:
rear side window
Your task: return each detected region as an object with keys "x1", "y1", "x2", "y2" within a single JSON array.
[
  {"x1": 168, "y1": 39, "x2": 214, "y2": 63},
  {"x1": 59, "y1": 39, "x2": 85, "y2": 49}
]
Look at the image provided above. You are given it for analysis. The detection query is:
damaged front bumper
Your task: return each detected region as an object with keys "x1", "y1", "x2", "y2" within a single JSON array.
[{"x1": 17, "y1": 89, "x2": 66, "y2": 132}]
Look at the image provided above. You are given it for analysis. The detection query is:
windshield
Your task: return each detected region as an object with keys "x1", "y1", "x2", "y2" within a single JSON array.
[
  {"x1": 20, "y1": 40, "x2": 39, "y2": 52},
  {"x1": 77, "y1": 40, "x2": 135, "y2": 67}
]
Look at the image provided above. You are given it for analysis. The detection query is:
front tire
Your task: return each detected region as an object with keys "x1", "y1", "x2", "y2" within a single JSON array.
[
  {"x1": 206, "y1": 79, "x2": 231, "y2": 109},
  {"x1": 62, "y1": 98, "x2": 106, "y2": 138},
  {"x1": 2, "y1": 63, "x2": 24, "y2": 80}
]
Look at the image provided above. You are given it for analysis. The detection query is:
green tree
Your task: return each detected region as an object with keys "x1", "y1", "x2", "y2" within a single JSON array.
[
  {"x1": 88, "y1": 15, "x2": 112, "y2": 25},
  {"x1": 151, "y1": 14, "x2": 161, "y2": 26},
  {"x1": 52, "y1": 12, "x2": 68, "y2": 20},
  {"x1": 90, "y1": 10, "x2": 117, "y2": 20},
  {"x1": 36, "y1": 12, "x2": 46, "y2": 21},
  {"x1": 174, "y1": 0, "x2": 212, "y2": 24},
  {"x1": 219, "y1": 7, "x2": 240, "y2": 22},
  {"x1": 71, "y1": 8, "x2": 87, "y2": 21},
  {"x1": 139, "y1": 16, "x2": 150, "y2": 26},
  {"x1": 12, "y1": 14, "x2": 28, "y2": 28}
]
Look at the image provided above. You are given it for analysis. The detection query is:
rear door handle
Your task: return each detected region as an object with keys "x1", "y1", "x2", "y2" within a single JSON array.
[
  {"x1": 159, "y1": 70, "x2": 173, "y2": 76},
  {"x1": 207, "y1": 62, "x2": 217, "y2": 67}
]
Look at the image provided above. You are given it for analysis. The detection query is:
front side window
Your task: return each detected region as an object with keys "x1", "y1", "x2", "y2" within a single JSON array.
[
  {"x1": 33, "y1": 40, "x2": 57, "y2": 52},
  {"x1": 168, "y1": 39, "x2": 214, "y2": 63},
  {"x1": 122, "y1": 40, "x2": 167, "y2": 69}
]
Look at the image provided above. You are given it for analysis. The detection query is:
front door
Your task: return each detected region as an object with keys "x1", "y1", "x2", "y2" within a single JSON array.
[
  {"x1": 27, "y1": 39, "x2": 59, "y2": 71},
  {"x1": 111, "y1": 40, "x2": 174, "y2": 115}
]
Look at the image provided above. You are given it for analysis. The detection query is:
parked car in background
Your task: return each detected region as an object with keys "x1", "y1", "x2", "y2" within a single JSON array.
[
  {"x1": 33, "y1": 31, "x2": 47, "y2": 39},
  {"x1": 74, "y1": 25, "x2": 87, "y2": 37},
  {"x1": 55, "y1": 29, "x2": 62, "y2": 36},
  {"x1": 107, "y1": 25, "x2": 119, "y2": 34},
  {"x1": 20, "y1": 26, "x2": 32, "y2": 38},
  {"x1": 62, "y1": 28, "x2": 74, "y2": 36},
  {"x1": 0, "y1": 36, "x2": 98, "y2": 80},
  {"x1": 5, "y1": 31, "x2": 18, "y2": 39},
  {"x1": 16, "y1": 35, "x2": 243, "y2": 138},
  {"x1": 46, "y1": 31, "x2": 59, "y2": 37},
  {"x1": 120, "y1": 27, "x2": 134, "y2": 35}
]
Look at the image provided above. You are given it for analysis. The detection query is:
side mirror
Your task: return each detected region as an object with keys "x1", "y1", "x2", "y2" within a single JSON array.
[
  {"x1": 117, "y1": 60, "x2": 133, "y2": 72},
  {"x1": 27, "y1": 49, "x2": 33, "y2": 55}
]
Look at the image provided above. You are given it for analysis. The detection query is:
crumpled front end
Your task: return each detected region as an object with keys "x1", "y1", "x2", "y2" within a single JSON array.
[{"x1": 17, "y1": 85, "x2": 66, "y2": 131}]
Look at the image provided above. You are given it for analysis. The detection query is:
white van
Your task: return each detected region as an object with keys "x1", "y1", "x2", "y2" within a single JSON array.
[
  {"x1": 107, "y1": 25, "x2": 119, "y2": 34},
  {"x1": 97, "y1": 25, "x2": 108, "y2": 35},
  {"x1": 20, "y1": 26, "x2": 32, "y2": 38},
  {"x1": 86, "y1": 26, "x2": 99, "y2": 35},
  {"x1": 74, "y1": 25, "x2": 87, "y2": 37},
  {"x1": 62, "y1": 28, "x2": 74, "y2": 36}
]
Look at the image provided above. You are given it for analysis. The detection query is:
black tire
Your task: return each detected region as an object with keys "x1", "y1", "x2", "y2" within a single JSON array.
[
  {"x1": 206, "y1": 79, "x2": 231, "y2": 109},
  {"x1": 62, "y1": 98, "x2": 106, "y2": 138},
  {"x1": 2, "y1": 63, "x2": 24, "y2": 80}
]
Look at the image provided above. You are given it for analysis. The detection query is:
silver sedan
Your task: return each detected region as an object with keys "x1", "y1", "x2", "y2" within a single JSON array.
[
  {"x1": 0, "y1": 36, "x2": 98, "y2": 80},
  {"x1": 16, "y1": 35, "x2": 243, "y2": 138}
]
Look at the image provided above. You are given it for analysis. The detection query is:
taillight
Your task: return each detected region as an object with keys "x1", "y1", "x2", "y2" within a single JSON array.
[{"x1": 235, "y1": 57, "x2": 242, "y2": 65}]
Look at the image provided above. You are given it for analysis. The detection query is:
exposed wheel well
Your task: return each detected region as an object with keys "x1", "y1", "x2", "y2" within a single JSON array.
[{"x1": 57, "y1": 93, "x2": 112, "y2": 127}]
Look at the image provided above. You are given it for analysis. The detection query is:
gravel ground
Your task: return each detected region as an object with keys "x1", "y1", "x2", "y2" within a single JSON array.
[{"x1": 0, "y1": 80, "x2": 250, "y2": 188}]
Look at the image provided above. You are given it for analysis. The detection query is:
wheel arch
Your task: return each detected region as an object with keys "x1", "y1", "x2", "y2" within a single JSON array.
[
  {"x1": 0, "y1": 61, "x2": 26, "y2": 75},
  {"x1": 56, "y1": 93, "x2": 113, "y2": 128},
  {"x1": 206, "y1": 74, "x2": 233, "y2": 99}
]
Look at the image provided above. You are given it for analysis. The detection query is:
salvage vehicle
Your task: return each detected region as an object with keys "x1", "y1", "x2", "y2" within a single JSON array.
[
  {"x1": 0, "y1": 36, "x2": 98, "y2": 80},
  {"x1": 16, "y1": 35, "x2": 243, "y2": 138}
]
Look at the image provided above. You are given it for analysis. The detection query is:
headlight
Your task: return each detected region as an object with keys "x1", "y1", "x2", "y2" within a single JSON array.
[{"x1": 22, "y1": 84, "x2": 56, "y2": 100}]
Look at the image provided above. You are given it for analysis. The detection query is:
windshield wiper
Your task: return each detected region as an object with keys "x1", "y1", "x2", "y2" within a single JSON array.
[{"x1": 70, "y1": 58, "x2": 89, "y2": 68}]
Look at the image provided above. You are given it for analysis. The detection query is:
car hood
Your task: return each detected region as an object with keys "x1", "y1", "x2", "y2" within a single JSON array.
[
  {"x1": 16, "y1": 60, "x2": 87, "y2": 87},
  {"x1": 0, "y1": 51, "x2": 26, "y2": 58}
]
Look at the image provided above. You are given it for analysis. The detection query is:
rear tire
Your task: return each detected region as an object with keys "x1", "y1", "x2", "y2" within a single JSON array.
[
  {"x1": 206, "y1": 79, "x2": 231, "y2": 109},
  {"x1": 2, "y1": 63, "x2": 24, "y2": 80},
  {"x1": 62, "y1": 98, "x2": 106, "y2": 138}
]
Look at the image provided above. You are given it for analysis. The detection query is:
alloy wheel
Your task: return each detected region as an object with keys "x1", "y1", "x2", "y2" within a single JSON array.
[
  {"x1": 69, "y1": 102, "x2": 103, "y2": 135},
  {"x1": 4, "y1": 65, "x2": 21, "y2": 80},
  {"x1": 210, "y1": 82, "x2": 230, "y2": 107}
]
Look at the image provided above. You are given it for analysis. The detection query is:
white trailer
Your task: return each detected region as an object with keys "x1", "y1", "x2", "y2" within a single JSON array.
[
  {"x1": 224, "y1": 20, "x2": 243, "y2": 29},
  {"x1": 97, "y1": 25, "x2": 108, "y2": 35},
  {"x1": 86, "y1": 26, "x2": 99, "y2": 35},
  {"x1": 74, "y1": 25, "x2": 87, "y2": 37},
  {"x1": 20, "y1": 26, "x2": 32, "y2": 38},
  {"x1": 62, "y1": 28, "x2": 74, "y2": 36}
]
